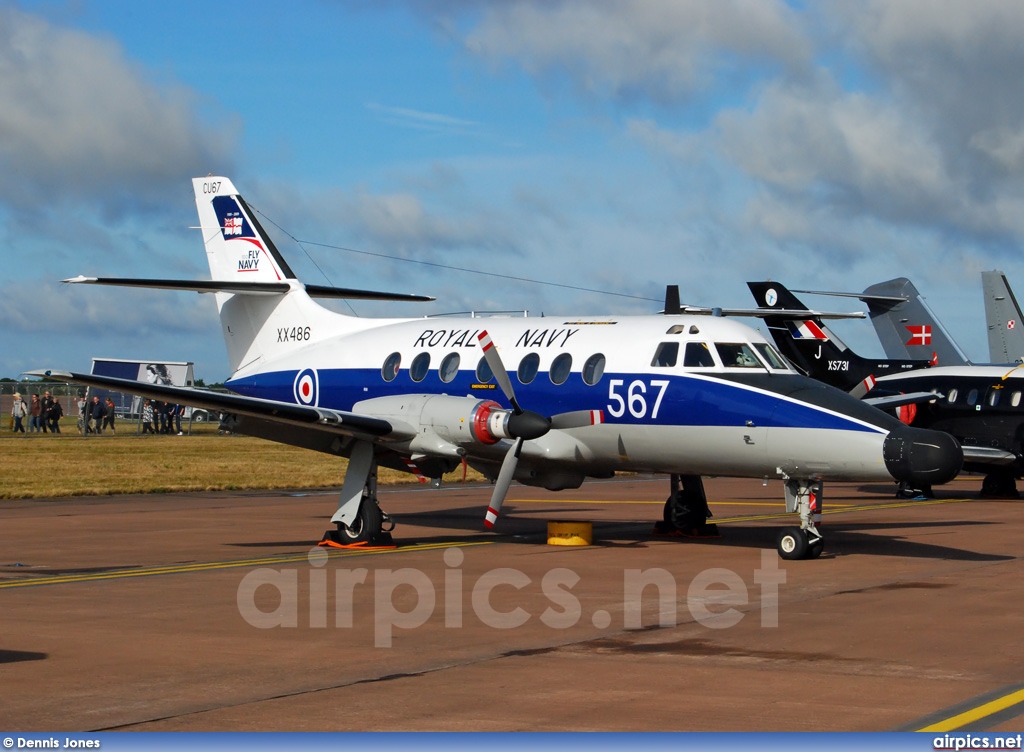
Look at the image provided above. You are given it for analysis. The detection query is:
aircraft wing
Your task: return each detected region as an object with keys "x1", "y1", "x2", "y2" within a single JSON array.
[{"x1": 25, "y1": 370, "x2": 405, "y2": 442}]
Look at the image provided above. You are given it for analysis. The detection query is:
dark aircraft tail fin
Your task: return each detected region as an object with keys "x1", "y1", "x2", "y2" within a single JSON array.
[{"x1": 747, "y1": 281, "x2": 931, "y2": 394}]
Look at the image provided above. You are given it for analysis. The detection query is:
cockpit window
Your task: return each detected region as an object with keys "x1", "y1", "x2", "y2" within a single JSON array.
[
  {"x1": 651, "y1": 342, "x2": 679, "y2": 367},
  {"x1": 753, "y1": 343, "x2": 789, "y2": 370},
  {"x1": 683, "y1": 342, "x2": 715, "y2": 368},
  {"x1": 716, "y1": 343, "x2": 762, "y2": 368}
]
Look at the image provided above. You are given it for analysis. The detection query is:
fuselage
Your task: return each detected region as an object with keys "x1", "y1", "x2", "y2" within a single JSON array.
[
  {"x1": 225, "y1": 310, "x2": 950, "y2": 488},
  {"x1": 875, "y1": 365, "x2": 1024, "y2": 471}
]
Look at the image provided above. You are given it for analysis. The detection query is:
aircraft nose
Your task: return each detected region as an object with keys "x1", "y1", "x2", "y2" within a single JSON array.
[{"x1": 883, "y1": 425, "x2": 962, "y2": 487}]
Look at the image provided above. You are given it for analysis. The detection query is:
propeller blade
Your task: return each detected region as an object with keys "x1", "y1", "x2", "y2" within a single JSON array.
[
  {"x1": 478, "y1": 330, "x2": 522, "y2": 413},
  {"x1": 550, "y1": 409, "x2": 605, "y2": 430},
  {"x1": 484, "y1": 437, "x2": 523, "y2": 528}
]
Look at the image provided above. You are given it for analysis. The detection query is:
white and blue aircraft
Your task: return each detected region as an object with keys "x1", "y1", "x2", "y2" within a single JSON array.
[{"x1": 35, "y1": 177, "x2": 962, "y2": 560}]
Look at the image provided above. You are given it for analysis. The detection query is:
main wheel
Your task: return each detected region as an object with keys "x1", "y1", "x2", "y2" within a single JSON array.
[
  {"x1": 807, "y1": 538, "x2": 824, "y2": 559},
  {"x1": 337, "y1": 498, "x2": 383, "y2": 544},
  {"x1": 777, "y1": 526, "x2": 809, "y2": 560}
]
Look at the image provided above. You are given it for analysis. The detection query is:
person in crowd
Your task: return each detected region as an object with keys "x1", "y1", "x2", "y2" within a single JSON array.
[
  {"x1": 157, "y1": 401, "x2": 168, "y2": 434},
  {"x1": 40, "y1": 391, "x2": 53, "y2": 433},
  {"x1": 173, "y1": 403, "x2": 184, "y2": 435},
  {"x1": 11, "y1": 392, "x2": 27, "y2": 434},
  {"x1": 103, "y1": 398, "x2": 117, "y2": 433},
  {"x1": 47, "y1": 394, "x2": 63, "y2": 433},
  {"x1": 89, "y1": 396, "x2": 106, "y2": 434},
  {"x1": 29, "y1": 394, "x2": 42, "y2": 433},
  {"x1": 77, "y1": 393, "x2": 89, "y2": 433},
  {"x1": 142, "y1": 400, "x2": 155, "y2": 434}
]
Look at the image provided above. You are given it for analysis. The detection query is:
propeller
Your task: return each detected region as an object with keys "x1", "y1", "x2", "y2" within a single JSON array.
[{"x1": 477, "y1": 331, "x2": 604, "y2": 528}]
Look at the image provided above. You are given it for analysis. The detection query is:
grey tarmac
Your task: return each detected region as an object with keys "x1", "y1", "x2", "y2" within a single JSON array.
[{"x1": 2, "y1": 475, "x2": 1023, "y2": 732}]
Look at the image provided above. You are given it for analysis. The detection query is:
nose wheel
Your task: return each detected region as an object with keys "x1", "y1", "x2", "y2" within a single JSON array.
[
  {"x1": 777, "y1": 526, "x2": 823, "y2": 560},
  {"x1": 777, "y1": 478, "x2": 825, "y2": 560}
]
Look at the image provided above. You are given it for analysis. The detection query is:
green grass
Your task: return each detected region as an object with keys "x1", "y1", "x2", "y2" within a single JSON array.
[{"x1": 1, "y1": 418, "x2": 484, "y2": 499}]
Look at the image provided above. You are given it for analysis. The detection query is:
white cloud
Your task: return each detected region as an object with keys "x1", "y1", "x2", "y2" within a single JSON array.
[
  {"x1": 462, "y1": 0, "x2": 811, "y2": 102},
  {"x1": 0, "y1": 7, "x2": 238, "y2": 211}
]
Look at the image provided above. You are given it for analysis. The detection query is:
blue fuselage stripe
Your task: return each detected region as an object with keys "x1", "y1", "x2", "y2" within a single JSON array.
[{"x1": 226, "y1": 369, "x2": 881, "y2": 434}]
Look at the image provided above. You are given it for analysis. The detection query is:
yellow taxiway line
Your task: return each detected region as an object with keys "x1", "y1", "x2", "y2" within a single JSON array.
[{"x1": 0, "y1": 540, "x2": 493, "y2": 590}]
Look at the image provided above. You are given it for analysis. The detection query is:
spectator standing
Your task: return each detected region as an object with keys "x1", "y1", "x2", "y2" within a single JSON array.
[
  {"x1": 48, "y1": 395, "x2": 63, "y2": 433},
  {"x1": 174, "y1": 404, "x2": 184, "y2": 435},
  {"x1": 11, "y1": 393, "x2": 27, "y2": 434},
  {"x1": 103, "y1": 398, "x2": 117, "y2": 433},
  {"x1": 142, "y1": 400, "x2": 155, "y2": 434},
  {"x1": 29, "y1": 394, "x2": 42, "y2": 433},
  {"x1": 89, "y1": 396, "x2": 106, "y2": 434},
  {"x1": 40, "y1": 391, "x2": 53, "y2": 433}
]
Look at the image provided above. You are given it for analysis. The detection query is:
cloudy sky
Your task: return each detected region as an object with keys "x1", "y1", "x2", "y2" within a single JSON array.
[{"x1": 4, "y1": 0, "x2": 1024, "y2": 380}]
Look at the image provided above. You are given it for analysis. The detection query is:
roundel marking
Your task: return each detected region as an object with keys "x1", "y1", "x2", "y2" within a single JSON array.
[
  {"x1": 765, "y1": 288, "x2": 778, "y2": 307},
  {"x1": 293, "y1": 368, "x2": 319, "y2": 407}
]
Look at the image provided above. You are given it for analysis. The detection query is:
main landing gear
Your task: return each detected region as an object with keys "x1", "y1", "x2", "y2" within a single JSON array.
[
  {"x1": 776, "y1": 477, "x2": 824, "y2": 560},
  {"x1": 653, "y1": 474, "x2": 720, "y2": 538},
  {"x1": 322, "y1": 441, "x2": 394, "y2": 546},
  {"x1": 980, "y1": 471, "x2": 1019, "y2": 499}
]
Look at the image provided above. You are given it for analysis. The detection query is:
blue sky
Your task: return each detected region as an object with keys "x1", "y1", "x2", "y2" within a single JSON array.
[{"x1": 5, "y1": 0, "x2": 1024, "y2": 380}]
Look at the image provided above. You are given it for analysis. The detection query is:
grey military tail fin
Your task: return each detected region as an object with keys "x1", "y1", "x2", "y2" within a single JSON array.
[
  {"x1": 983, "y1": 270, "x2": 1024, "y2": 364},
  {"x1": 860, "y1": 278, "x2": 969, "y2": 366}
]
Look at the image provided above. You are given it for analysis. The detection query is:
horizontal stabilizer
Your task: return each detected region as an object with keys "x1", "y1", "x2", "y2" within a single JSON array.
[
  {"x1": 791, "y1": 288, "x2": 908, "y2": 304},
  {"x1": 61, "y1": 276, "x2": 434, "y2": 302},
  {"x1": 682, "y1": 305, "x2": 865, "y2": 320}
]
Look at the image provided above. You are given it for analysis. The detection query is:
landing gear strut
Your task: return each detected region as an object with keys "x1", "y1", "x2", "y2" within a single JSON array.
[
  {"x1": 777, "y1": 477, "x2": 824, "y2": 560},
  {"x1": 653, "y1": 474, "x2": 719, "y2": 537},
  {"x1": 323, "y1": 441, "x2": 394, "y2": 546}
]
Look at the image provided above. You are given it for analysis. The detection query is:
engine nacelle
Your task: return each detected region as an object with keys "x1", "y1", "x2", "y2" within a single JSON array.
[{"x1": 353, "y1": 394, "x2": 515, "y2": 448}]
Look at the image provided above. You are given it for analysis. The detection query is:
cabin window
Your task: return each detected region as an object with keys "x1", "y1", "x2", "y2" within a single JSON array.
[
  {"x1": 550, "y1": 353, "x2": 573, "y2": 385},
  {"x1": 439, "y1": 353, "x2": 460, "y2": 383},
  {"x1": 683, "y1": 342, "x2": 715, "y2": 368},
  {"x1": 967, "y1": 389, "x2": 979, "y2": 406},
  {"x1": 754, "y1": 343, "x2": 789, "y2": 370},
  {"x1": 382, "y1": 352, "x2": 401, "y2": 382},
  {"x1": 410, "y1": 353, "x2": 431, "y2": 383},
  {"x1": 582, "y1": 354, "x2": 606, "y2": 385},
  {"x1": 716, "y1": 343, "x2": 761, "y2": 368},
  {"x1": 518, "y1": 353, "x2": 540, "y2": 384},
  {"x1": 651, "y1": 342, "x2": 679, "y2": 367},
  {"x1": 947, "y1": 388, "x2": 958, "y2": 403},
  {"x1": 476, "y1": 356, "x2": 493, "y2": 383},
  {"x1": 989, "y1": 389, "x2": 1001, "y2": 407}
]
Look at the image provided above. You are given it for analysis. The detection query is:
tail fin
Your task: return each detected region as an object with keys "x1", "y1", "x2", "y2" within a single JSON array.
[
  {"x1": 194, "y1": 177, "x2": 297, "y2": 283},
  {"x1": 193, "y1": 177, "x2": 362, "y2": 377},
  {"x1": 747, "y1": 281, "x2": 930, "y2": 393},
  {"x1": 860, "y1": 278, "x2": 969, "y2": 366},
  {"x1": 983, "y1": 270, "x2": 1024, "y2": 364}
]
